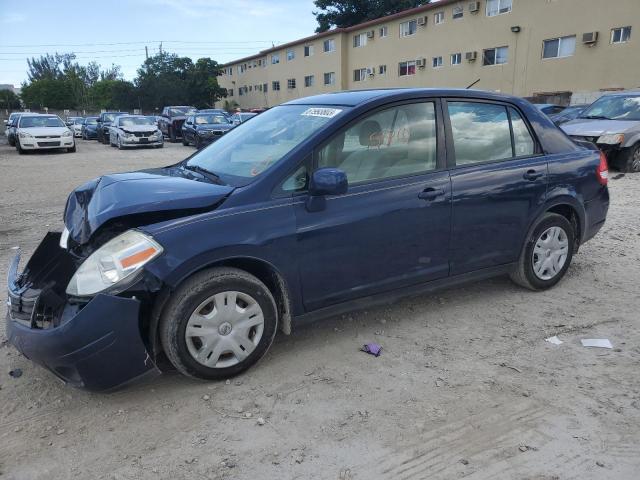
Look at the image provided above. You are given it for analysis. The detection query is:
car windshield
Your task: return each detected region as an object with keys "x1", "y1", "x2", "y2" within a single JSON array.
[
  {"x1": 86, "y1": 117, "x2": 98, "y2": 124},
  {"x1": 20, "y1": 116, "x2": 65, "y2": 128},
  {"x1": 169, "y1": 107, "x2": 196, "y2": 116},
  {"x1": 103, "y1": 113, "x2": 120, "y2": 122},
  {"x1": 579, "y1": 95, "x2": 640, "y2": 121},
  {"x1": 194, "y1": 114, "x2": 228, "y2": 125},
  {"x1": 185, "y1": 104, "x2": 345, "y2": 184},
  {"x1": 240, "y1": 113, "x2": 257, "y2": 121},
  {"x1": 119, "y1": 116, "x2": 156, "y2": 126},
  {"x1": 74, "y1": 118, "x2": 84, "y2": 124}
]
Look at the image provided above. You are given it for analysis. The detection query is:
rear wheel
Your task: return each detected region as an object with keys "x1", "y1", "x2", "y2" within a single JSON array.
[
  {"x1": 160, "y1": 267, "x2": 278, "y2": 380},
  {"x1": 510, "y1": 213, "x2": 575, "y2": 291}
]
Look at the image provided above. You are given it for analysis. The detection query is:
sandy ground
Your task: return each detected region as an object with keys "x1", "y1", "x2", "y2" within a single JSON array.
[{"x1": 0, "y1": 138, "x2": 638, "y2": 480}]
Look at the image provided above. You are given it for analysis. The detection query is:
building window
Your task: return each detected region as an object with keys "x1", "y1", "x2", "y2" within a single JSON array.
[
  {"x1": 287, "y1": 78, "x2": 296, "y2": 89},
  {"x1": 483, "y1": 46, "x2": 509, "y2": 65},
  {"x1": 434, "y1": 12, "x2": 444, "y2": 24},
  {"x1": 379, "y1": 64, "x2": 387, "y2": 75},
  {"x1": 400, "y1": 19, "x2": 417, "y2": 37},
  {"x1": 611, "y1": 26, "x2": 632, "y2": 44},
  {"x1": 262, "y1": 57, "x2": 267, "y2": 68},
  {"x1": 262, "y1": 83, "x2": 268, "y2": 92},
  {"x1": 543, "y1": 35, "x2": 576, "y2": 59},
  {"x1": 271, "y1": 54, "x2": 280, "y2": 64},
  {"x1": 453, "y1": 6, "x2": 464, "y2": 19},
  {"x1": 323, "y1": 38, "x2": 336, "y2": 52},
  {"x1": 353, "y1": 33, "x2": 367, "y2": 48},
  {"x1": 304, "y1": 75, "x2": 315, "y2": 87},
  {"x1": 486, "y1": 0, "x2": 512, "y2": 17},
  {"x1": 432, "y1": 56, "x2": 443, "y2": 68},
  {"x1": 287, "y1": 49, "x2": 295, "y2": 61},
  {"x1": 379, "y1": 26, "x2": 388, "y2": 38},
  {"x1": 304, "y1": 45, "x2": 314, "y2": 56},
  {"x1": 249, "y1": 85, "x2": 252, "y2": 92},
  {"x1": 227, "y1": 88, "x2": 234, "y2": 97},
  {"x1": 353, "y1": 68, "x2": 368, "y2": 82},
  {"x1": 451, "y1": 53, "x2": 462, "y2": 65},
  {"x1": 399, "y1": 60, "x2": 417, "y2": 76},
  {"x1": 272, "y1": 81, "x2": 280, "y2": 91},
  {"x1": 324, "y1": 72, "x2": 336, "y2": 85}
]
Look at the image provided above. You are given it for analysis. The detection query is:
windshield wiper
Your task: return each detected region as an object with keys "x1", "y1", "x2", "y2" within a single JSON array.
[
  {"x1": 579, "y1": 115, "x2": 611, "y2": 120},
  {"x1": 182, "y1": 164, "x2": 224, "y2": 185}
]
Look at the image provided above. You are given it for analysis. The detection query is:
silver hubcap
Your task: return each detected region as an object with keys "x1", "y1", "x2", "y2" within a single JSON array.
[
  {"x1": 532, "y1": 226, "x2": 569, "y2": 280},
  {"x1": 185, "y1": 291, "x2": 264, "y2": 368}
]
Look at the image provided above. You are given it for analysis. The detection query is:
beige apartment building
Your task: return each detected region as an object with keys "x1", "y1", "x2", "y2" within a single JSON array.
[{"x1": 217, "y1": 0, "x2": 639, "y2": 109}]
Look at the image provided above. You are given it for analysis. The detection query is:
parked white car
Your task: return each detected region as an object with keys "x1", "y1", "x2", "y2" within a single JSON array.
[
  {"x1": 71, "y1": 117, "x2": 85, "y2": 137},
  {"x1": 108, "y1": 115, "x2": 163, "y2": 149},
  {"x1": 15, "y1": 114, "x2": 75, "y2": 154}
]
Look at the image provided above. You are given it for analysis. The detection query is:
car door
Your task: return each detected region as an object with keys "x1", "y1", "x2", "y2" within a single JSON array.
[
  {"x1": 294, "y1": 100, "x2": 451, "y2": 311},
  {"x1": 444, "y1": 99, "x2": 547, "y2": 275}
]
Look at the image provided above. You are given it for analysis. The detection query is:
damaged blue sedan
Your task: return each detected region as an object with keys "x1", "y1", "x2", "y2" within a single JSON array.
[{"x1": 6, "y1": 89, "x2": 609, "y2": 391}]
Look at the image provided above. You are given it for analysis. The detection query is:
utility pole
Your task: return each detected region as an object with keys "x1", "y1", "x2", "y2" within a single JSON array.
[
  {"x1": 159, "y1": 42, "x2": 163, "y2": 55},
  {"x1": 145, "y1": 46, "x2": 149, "y2": 60}
]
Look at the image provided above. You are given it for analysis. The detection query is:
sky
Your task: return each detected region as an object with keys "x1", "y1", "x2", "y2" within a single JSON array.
[{"x1": 0, "y1": 0, "x2": 318, "y2": 87}]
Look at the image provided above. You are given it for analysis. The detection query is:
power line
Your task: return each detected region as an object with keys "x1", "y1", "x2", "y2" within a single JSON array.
[{"x1": 0, "y1": 40, "x2": 283, "y2": 48}]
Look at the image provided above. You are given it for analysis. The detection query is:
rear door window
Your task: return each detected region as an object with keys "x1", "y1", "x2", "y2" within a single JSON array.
[{"x1": 447, "y1": 101, "x2": 536, "y2": 165}]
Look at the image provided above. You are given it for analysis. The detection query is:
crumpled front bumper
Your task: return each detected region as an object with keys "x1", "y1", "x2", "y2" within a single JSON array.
[{"x1": 6, "y1": 234, "x2": 160, "y2": 392}]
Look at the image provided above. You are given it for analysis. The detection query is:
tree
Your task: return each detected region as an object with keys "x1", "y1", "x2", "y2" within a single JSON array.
[
  {"x1": 20, "y1": 78, "x2": 74, "y2": 110},
  {"x1": 89, "y1": 79, "x2": 136, "y2": 110},
  {"x1": 0, "y1": 89, "x2": 21, "y2": 110},
  {"x1": 313, "y1": 0, "x2": 431, "y2": 32},
  {"x1": 188, "y1": 58, "x2": 228, "y2": 108}
]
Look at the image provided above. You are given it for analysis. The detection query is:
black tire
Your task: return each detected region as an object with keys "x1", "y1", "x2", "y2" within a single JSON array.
[
  {"x1": 8, "y1": 136, "x2": 15, "y2": 147},
  {"x1": 169, "y1": 126, "x2": 177, "y2": 143},
  {"x1": 195, "y1": 137, "x2": 202, "y2": 150},
  {"x1": 510, "y1": 213, "x2": 575, "y2": 291},
  {"x1": 621, "y1": 143, "x2": 640, "y2": 173},
  {"x1": 160, "y1": 267, "x2": 278, "y2": 381},
  {"x1": 182, "y1": 135, "x2": 189, "y2": 146},
  {"x1": 156, "y1": 143, "x2": 164, "y2": 148},
  {"x1": 16, "y1": 138, "x2": 24, "y2": 155},
  {"x1": 67, "y1": 144, "x2": 76, "y2": 153}
]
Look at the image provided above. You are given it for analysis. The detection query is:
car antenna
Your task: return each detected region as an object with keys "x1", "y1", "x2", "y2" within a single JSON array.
[{"x1": 466, "y1": 79, "x2": 481, "y2": 89}]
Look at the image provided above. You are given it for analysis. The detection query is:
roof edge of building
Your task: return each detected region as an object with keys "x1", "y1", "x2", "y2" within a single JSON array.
[{"x1": 222, "y1": 0, "x2": 459, "y2": 67}]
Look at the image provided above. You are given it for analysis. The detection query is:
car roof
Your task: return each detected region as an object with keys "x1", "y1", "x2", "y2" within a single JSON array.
[{"x1": 283, "y1": 88, "x2": 526, "y2": 107}]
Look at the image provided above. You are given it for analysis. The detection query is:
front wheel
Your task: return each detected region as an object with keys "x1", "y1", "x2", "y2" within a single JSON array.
[
  {"x1": 621, "y1": 144, "x2": 640, "y2": 173},
  {"x1": 510, "y1": 213, "x2": 575, "y2": 291},
  {"x1": 169, "y1": 126, "x2": 177, "y2": 143},
  {"x1": 16, "y1": 138, "x2": 24, "y2": 155},
  {"x1": 160, "y1": 267, "x2": 278, "y2": 380},
  {"x1": 67, "y1": 144, "x2": 76, "y2": 153}
]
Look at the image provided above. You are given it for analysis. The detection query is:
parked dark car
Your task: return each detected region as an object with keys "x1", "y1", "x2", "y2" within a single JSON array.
[
  {"x1": 6, "y1": 89, "x2": 609, "y2": 391},
  {"x1": 548, "y1": 105, "x2": 588, "y2": 126},
  {"x1": 157, "y1": 106, "x2": 196, "y2": 142},
  {"x1": 181, "y1": 112, "x2": 234, "y2": 149},
  {"x1": 81, "y1": 116, "x2": 99, "y2": 140},
  {"x1": 230, "y1": 112, "x2": 257, "y2": 125},
  {"x1": 562, "y1": 91, "x2": 640, "y2": 172},
  {"x1": 96, "y1": 112, "x2": 127, "y2": 144},
  {"x1": 198, "y1": 108, "x2": 230, "y2": 118}
]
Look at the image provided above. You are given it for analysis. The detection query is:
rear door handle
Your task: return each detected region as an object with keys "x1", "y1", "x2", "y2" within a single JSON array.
[
  {"x1": 418, "y1": 187, "x2": 445, "y2": 201},
  {"x1": 523, "y1": 170, "x2": 544, "y2": 181}
]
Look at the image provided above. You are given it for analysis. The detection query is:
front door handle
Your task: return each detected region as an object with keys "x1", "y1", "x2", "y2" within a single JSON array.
[
  {"x1": 523, "y1": 169, "x2": 544, "y2": 181},
  {"x1": 418, "y1": 187, "x2": 445, "y2": 201}
]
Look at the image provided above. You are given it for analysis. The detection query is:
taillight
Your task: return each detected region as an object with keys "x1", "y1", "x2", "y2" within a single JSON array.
[{"x1": 596, "y1": 151, "x2": 609, "y2": 186}]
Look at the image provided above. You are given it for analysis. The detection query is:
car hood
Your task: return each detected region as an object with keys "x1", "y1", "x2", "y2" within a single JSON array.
[
  {"x1": 63, "y1": 168, "x2": 234, "y2": 245},
  {"x1": 19, "y1": 127, "x2": 70, "y2": 136},
  {"x1": 196, "y1": 124, "x2": 234, "y2": 131},
  {"x1": 119, "y1": 125, "x2": 158, "y2": 133},
  {"x1": 561, "y1": 118, "x2": 640, "y2": 137}
]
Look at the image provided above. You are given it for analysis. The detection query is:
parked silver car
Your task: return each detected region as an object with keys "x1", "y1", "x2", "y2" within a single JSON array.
[
  {"x1": 562, "y1": 91, "x2": 640, "y2": 172},
  {"x1": 108, "y1": 115, "x2": 163, "y2": 149}
]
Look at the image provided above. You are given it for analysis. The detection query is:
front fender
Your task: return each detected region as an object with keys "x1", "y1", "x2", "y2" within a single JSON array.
[{"x1": 622, "y1": 132, "x2": 640, "y2": 149}]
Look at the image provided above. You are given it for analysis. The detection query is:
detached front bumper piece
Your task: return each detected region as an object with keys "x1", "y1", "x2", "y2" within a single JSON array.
[{"x1": 6, "y1": 233, "x2": 160, "y2": 392}]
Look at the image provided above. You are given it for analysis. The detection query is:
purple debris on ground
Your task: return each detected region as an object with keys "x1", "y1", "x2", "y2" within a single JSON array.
[{"x1": 361, "y1": 343, "x2": 382, "y2": 357}]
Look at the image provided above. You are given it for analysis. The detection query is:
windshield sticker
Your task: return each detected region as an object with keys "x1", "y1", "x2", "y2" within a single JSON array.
[{"x1": 301, "y1": 108, "x2": 342, "y2": 118}]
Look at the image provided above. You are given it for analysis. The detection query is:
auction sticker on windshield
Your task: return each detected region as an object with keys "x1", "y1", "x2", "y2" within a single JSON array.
[{"x1": 301, "y1": 107, "x2": 343, "y2": 118}]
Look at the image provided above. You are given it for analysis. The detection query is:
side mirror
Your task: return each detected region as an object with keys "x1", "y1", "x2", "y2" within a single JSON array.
[{"x1": 306, "y1": 168, "x2": 348, "y2": 212}]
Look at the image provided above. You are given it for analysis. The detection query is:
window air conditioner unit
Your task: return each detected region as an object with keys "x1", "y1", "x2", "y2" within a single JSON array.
[
  {"x1": 367, "y1": 30, "x2": 375, "y2": 39},
  {"x1": 367, "y1": 67, "x2": 375, "y2": 76},
  {"x1": 417, "y1": 16, "x2": 427, "y2": 26},
  {"x1": 466, "y1": 51, "x2": 478, "y2": 61},
  {"x1": 469, "y1": 1, "x2": 480, "y2": 13},
  {"x1": 582, "y1": 32, "x2": 599, "y2": 44},
  {"x1": 416, "y1": 58, "x2": 426, "y2": 68}
]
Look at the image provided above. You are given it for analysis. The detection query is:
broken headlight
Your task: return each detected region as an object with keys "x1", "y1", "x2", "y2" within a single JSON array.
[{"x1": 66, "y1": 230, "x2": 163, "y2": 297}]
